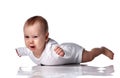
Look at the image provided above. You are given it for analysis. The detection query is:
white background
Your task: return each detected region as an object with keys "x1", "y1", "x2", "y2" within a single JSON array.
[{"x1": 0, "y1": 0, "x2": 120, "y2": 77}]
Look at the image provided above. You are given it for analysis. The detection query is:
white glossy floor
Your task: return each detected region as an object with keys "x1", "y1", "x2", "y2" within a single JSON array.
[
  {"x1": 17, "y1": 64, "x2": 114, "y2": 78},
  {"x1": 14, "y1": 53, "x2": 120, "y2": 78}
]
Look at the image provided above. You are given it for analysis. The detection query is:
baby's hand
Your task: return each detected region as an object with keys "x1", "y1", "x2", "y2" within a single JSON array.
[
  {"x1": 16, "y1": 49, "x2": 21, "y2": 57},
  {"x1": 54, "y1": 46, "x2": 65, "y2": 57}
]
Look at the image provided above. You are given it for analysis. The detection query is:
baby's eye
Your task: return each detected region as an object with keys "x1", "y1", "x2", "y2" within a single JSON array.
[
  {"x1": 24, "y1": 36, "x2": 29, "y2": 38},
  {"x1": 33, "y1": 36, "x2": 38, "y2": 38}
]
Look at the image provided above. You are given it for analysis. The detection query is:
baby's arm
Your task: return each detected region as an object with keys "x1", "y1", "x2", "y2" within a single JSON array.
[
  {"x1": 54, "y1": 46, "x2": 65, "y2": 57},
  {"x1": 16, "y1": 49, "x2": 21, "y2": 57},
  {"x1": 15, "y1": 47, "x2": 29, "y2": 57}
]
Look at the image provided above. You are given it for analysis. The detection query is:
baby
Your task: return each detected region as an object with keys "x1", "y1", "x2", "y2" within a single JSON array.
[{"x1": 16, "y1": 16, "x2": 114, "y2": 65}]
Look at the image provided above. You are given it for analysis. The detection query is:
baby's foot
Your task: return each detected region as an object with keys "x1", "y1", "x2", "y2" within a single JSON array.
[{"x1": 101, "y1": 47, "x2": 114, "y2": 60}]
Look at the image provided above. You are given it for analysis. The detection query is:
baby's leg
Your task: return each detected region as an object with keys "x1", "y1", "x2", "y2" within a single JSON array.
[
  {"x1": 81, "y1": 48, "x2": 104, "y2": 62},
  {"x1": 81, "y1": 47, "x2": 114, "y2": 63},
  {"x1": 101, "y1": 47, "x2": 114, "y2": 60}
]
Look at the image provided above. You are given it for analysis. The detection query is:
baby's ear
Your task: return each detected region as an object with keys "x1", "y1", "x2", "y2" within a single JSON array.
[{"x1": 45, "y1": 32, "x2": 49, "y2": 42}]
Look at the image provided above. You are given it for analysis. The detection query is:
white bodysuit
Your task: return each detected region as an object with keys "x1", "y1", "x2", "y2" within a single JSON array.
[{"x1": 16, "y1": 38, "x2": 84, "y2": 65}]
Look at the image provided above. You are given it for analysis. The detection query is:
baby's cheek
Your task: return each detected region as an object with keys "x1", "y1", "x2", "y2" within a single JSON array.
[{"x1": 24, "y1": 41, "x2": 28, "y2": 45}]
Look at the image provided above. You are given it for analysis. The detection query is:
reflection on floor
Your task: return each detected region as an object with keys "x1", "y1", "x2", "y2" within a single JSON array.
[{"x1": 17, "y1": 64, "x2": 114, "y2": 78}]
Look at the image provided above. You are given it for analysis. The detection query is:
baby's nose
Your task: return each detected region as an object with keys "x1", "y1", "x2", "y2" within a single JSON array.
[{"x1": 29, "y1": 38, "x2": 34, "y2": 43}]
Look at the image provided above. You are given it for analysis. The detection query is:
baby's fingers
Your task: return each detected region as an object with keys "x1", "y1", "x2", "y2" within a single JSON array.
[
  {"x1": 54, "y1": 46, "x2": 59, "y2": 51},
  {"x1": 16, "y1": 49, "x2": 21, "y2": 57},
  {"x1": 54, "y1": 46, "x2": 62, "y2": 53},
  {"x1": 54, "y1": 46, "x2": 65, "y2": 57},
  {"x1": 59, "y1": 51, "x2": 65, "y2": 57}
]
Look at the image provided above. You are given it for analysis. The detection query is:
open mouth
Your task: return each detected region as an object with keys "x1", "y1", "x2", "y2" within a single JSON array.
[{"x1": 30, "y1": 46, "x2": 35, "y2": 49}]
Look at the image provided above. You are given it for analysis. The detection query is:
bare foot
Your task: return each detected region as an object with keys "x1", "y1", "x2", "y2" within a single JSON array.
[{"x1": 101, "y1": 47, "x2": 114, "y2": 60}]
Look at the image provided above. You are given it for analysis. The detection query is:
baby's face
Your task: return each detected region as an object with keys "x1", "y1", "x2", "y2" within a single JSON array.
[{"x1": 24, "y1": 23, "x2": 48, "y2": 54}]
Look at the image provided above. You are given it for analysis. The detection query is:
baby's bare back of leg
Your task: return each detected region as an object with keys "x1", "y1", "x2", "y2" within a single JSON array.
[{"x1": 81, "y1": 47, "x2": 114, "y2": 63}]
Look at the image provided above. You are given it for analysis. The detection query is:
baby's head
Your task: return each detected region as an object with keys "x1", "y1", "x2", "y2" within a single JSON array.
[
  {"x1": 23, "y1": 16, "x2": 49, "y2": 55},
  {"x1": 24, "y1": 16, "x2": 48, "y2": 34}
]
